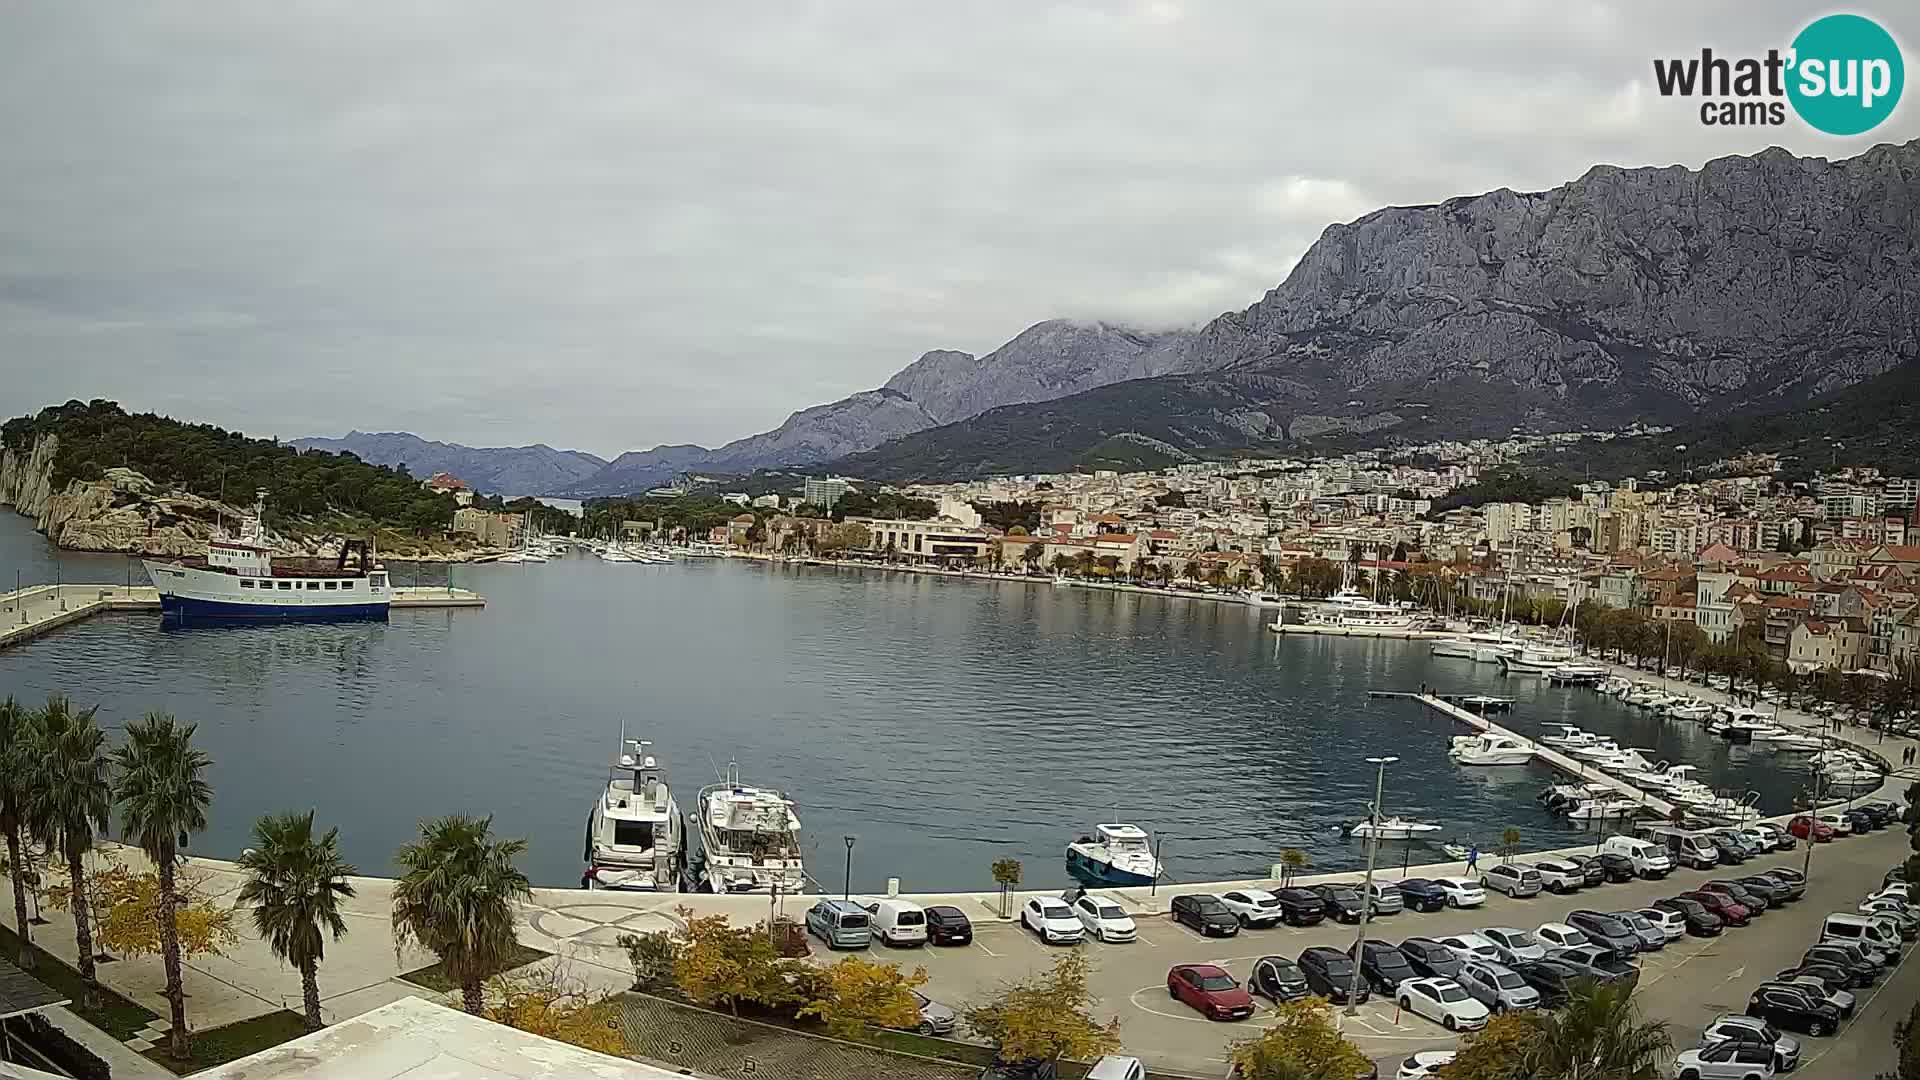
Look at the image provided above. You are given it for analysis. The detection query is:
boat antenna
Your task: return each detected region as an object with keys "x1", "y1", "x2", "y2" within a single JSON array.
[{"x1": 706, "y1": 752, "x2": 726, "y2": 784}]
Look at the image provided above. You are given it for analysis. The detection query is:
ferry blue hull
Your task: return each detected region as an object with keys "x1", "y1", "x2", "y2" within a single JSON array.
[
  {"x1": 159, "y1": 594, "x2": 389, "y2": 622},
  {"x1": 1066, "y1": 848, "x2": 1157, "y2": 887}
]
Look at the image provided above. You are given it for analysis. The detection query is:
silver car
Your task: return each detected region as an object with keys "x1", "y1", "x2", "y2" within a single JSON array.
[
  {"x1": 909, "y1": 990, "x2": 956, "y2": 1035},
  {"x1": 1456, "y1": 960, "x2": 1541, "y2": 1012},
  {"x1": 1479, "y1": 927, "x2": 1547, "y2": 965},
  {"x1": 1614, "y1": 910, "x2": 1668, "y2": 951},
  {"x1": 1700, "y1": 1014, "x2": 1800, "y2": 1073}
]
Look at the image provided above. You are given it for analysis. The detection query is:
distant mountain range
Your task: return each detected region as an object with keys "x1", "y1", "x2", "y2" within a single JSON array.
[
  {"x1": 303, "y1": 139, "x2": 1920, "y2": 494},
  {"x1": 288, "y1": 431, "x2": 607, "y2": 496}
]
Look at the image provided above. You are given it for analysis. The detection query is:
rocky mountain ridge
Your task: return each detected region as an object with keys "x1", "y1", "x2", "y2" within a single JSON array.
[
  {"x1": 833, "y1": 139, "x2": 1920, "y2": 481},
  {"x1": 288, "y1": 431, "x2": 607, "y2": 495}
]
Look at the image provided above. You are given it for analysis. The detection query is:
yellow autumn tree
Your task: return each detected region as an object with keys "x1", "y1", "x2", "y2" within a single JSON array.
[
  {"x1": 1229, "y1": 997, "x2": 1370, "y2": 1080},
  {"x1": 963, "y1": 951, "x2": 1121, "y2": 1065},
  {"x1": 485, "y1": 964, "x2": 627, "y2": 1057},
  {"x1": 46, "y1": 854, "x2": 239, "y2": 962},
  {"x1": 1435, "y1": 1010, "x2": 1541, "y2": 1080},
  {"x1": 671, "y1": 906, "x2": 803, "y2": 1016},
  {"x1": 800, "y1": 955, "x2": 927, "y2": 1040}
]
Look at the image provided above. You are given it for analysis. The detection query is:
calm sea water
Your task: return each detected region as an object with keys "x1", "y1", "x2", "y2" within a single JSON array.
[{"x1": 0, "y1": 512, "x2": 1819, "y2": 892}]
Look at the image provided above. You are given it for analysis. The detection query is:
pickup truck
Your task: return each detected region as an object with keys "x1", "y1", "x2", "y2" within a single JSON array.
[{"x1": 1547, "y1": 945, "x2": 1639, "y2": 989}]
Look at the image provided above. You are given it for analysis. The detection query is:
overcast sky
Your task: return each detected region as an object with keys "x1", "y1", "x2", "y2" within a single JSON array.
[{"x1": 2, "y1": 2, "x2": 1914, "y2": 458}]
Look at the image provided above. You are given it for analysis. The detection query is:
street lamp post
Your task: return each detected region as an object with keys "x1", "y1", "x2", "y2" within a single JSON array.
[
  {"x1": 1802, "y1": 767, "x2": 1826, "y2": 881},
  {"x1": 1347, "y1": 755, "x2": 1398, "y2": 1015},
  {"x1": 1150, "y1": 831, "x2": 1167, "y2": 898},
  {"x1": 842, "y1": 836, "x2": 856, "y2": 900}
]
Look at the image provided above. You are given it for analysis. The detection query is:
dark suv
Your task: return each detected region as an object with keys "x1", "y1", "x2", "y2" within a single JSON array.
[
  {"x1": 1310, "y1": 884, "x2": 1367, "y2": 924},
  {"x1": 1273, "y1": 888, "x2": 1327, "y2": 927},
  {"x1": 1298, "y1": 946, "x2": 1369, "y2": 1004},
  {"x1": 1395, "y1": 879, "x2": 1450, "y2": 913},
  {"x1": 1566, "y1": 910, "x2": 1642, "y2": 955},
  {"x1": 1353, "y1": 940, "x2": 1417, "y2": 994},
  {"x1": 1397, "y1": 937, "x2": 1463, "y2": 980},
  {"x1": 1170, "y1": 894, "x2": 1240, "y2": 937}
]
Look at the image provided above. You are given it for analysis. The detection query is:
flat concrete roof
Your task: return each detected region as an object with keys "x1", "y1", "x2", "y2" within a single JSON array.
[
  {"x1": 196, "y1": 997, "x2": 691, "y2": 1080},
  {"x1": 0, "y1": 956, "x2": 69, "y2": 1020}
]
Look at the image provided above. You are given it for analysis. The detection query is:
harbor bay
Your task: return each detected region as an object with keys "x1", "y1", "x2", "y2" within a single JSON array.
[{"x1": 0, "y1": 513, "x2": 1824, "y2": 894}]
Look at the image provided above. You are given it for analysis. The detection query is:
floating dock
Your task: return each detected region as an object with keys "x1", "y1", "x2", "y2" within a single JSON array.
[
  {"x1": 1408, "y1": 692, "x2": 1682, "y2": 819},
  {"x1": 1270, "y1": 623, "x2": 1448, "y2": 639},
  {"x1": 1, "y1": 583, "x2": 484, "y2": 650}
]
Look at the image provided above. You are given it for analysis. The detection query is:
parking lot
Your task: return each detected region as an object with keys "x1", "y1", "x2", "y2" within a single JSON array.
[{"x1": 882, "y1": 823, "x2": 1916, "y2": 1077}]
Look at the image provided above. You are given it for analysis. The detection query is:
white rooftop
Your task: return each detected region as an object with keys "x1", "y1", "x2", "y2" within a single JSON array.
[{"x1": 197, "y1": 996, "x2": 689, "y2": 1080}]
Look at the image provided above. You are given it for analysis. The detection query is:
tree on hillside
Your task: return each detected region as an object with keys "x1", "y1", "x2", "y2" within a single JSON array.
[
  {"x1": 237, "y1": 811, "x2": 359, "y2": 1030},
  {"x1": 392, "y1": 815, "x2": 533, "y2": 1015},
  {"x1": 113, "y1": 712, "x2": 214, "y2": 1059},
  {"x1": 25, "y1": 696, "x2": 111, "y2": 1000},
  {"x1": 964, "y1": 952, "x2": 1121, "y2": 1066}
]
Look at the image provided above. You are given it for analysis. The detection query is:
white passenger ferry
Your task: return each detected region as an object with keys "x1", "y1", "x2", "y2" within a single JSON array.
[{"x1": 142, "y1": 492, "x2": 390, "y2": 621}]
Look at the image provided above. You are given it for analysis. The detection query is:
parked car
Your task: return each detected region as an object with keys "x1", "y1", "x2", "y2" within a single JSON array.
[
  {"x1": 1249, "y1": 955, "x2": 1311, "y2": 1003},
  {"x1": 1566, "y1": 910, "x2": 1642, "y2": 955},
  {"x1": 1637, "y1": 907, "x2": 1687, "y2": 941},
  {"x1": 1815, "y1": 812, "x2": 1855, "y2": 837},
  {"x1": 1770, "y1": 969, "x2": 1857, "y2": 1018},
  {"x1": 1020, "y1": 897, "x2": 1085, "y2": 944},
  {"x1": 806, "y1": 899, "x2": 873, "y2": 949},
  {"x1": 1591, "y1": 852, "x2": 1639, "y2": 883},
  {"x1": 1274, "y1": 887, "x2": 1328, "y2": 926},
  {"x1": 1858, "y1": 897, "x2": 1920, "y2": 938},
  {"x1": 1366, "y1": 881, "x2": 1406, "y2": 916},
  {"x1": 1355, "y1": 940, "x2": 1419, "y2": 993},
  {"x1": 1613, "y1": 910, "x2": 1667, "y2": 952},
  {"x1": 1311, "y1": 884, "x2": 1368, "y2": 924},
  {"x1": 1651, "y1": 897, "x2": 1724, "y2": 936},
  {"x1": 1395, "y1": 878, "x2": 1450, "y2": 913},
  {"x1": 1702, "y1": 881, "x2": 1770, "y2": 916},
  {"x1": 1787, "y1": 815, "x2": 1836, "y2": 842},
  {"x1": 1564, "y1": 854, "x2": 1609, "y2": 888},
  {"x1": 1534, "y1": 922, "x2": 1593, "y2": 951},
  {"x1": 1698, "y1": 1015, "x2": 1801, "y2": 1073},
  {"x1": 1434, "y1": 932, "x2": 1503, "y2": 964},
  {"x1": 1071, "y1": 893, "x2": 1137, "y2": 942},
  {"x1": 1752, "y1": 823, "x2": 1796, "y2": 851},
  {"x1": 1531, "y1": 858, "x2": 1587, "y2": 894},
  {"x1": 1396, "y1": 976, "x2": 1490, "y2": 1031},
  {"x1": 1479, "y1": 926, "x2": 1547, "y2": 965},
  {"x1": 1480, "y1": 864, "x2": 1543, "y2": 898},
  {"x1": 1842, "y1": 809, "x2": 1878, "y2": 834},
  {"x1": 1085, "y1": 1057, "x2": 1145, "y2": 1080},
  {"x1": 1509, "y1": 958, "x2": 1580, "y2": 1007},
  {"x1": 1601, "y1": 836, "x2": 1673, "y2": 878},
  {"x1": 1167, "y1": 963, "x2": 1255, "y2": 1021},
  {"x1": 1547, "y1": 945, "x2": 1639, "y2": 988},
  {"x1": 1867, "y1": 883, "x2": 1912, "y2": 906},
  {"x1": 1398, "y1": 937, "x2": 1465, "y2": 980},
  {"x1": 1170, "y1": 894, "x2": 1240, "y2": 937},
  {"x1": 1737, "y1": 876, "x2": 1792, "y2": 907},
  {"x1": 1672, "y1": 1041, "x2": 1779, "y2": 1080},
  {"x1": 907, "y1": 990, "x2": 957, "y2": 1035},
  {"x1": 1456, "y1": 960, "x2": 1542, "y2": 1013},
  {"x1": 1745, "y1": 983, "x2": 1841, "y2": 1036},
  {"x1": 924, "y1": 905, "x2": 973, "y2": 946},
  {"x1": 1735, "y1": 825, "x2": 1783, "y2": 854},
  {"x1": 1218, "y1": 888, "x2": 1284, "y2": 928},
  {"x1": 1760, "y1": 868, "x2": 1808, "y2": 900},
  {"x1": 1431, "y1": 876, "x2": 1487, "y2": 908},
  {"x1": 978, "y1": 1056, "x2": 1060, "y2": 1080},
  {"x1": 1706, "y1": 830, "x2": 1754, "y2": 865},
  {"x1": 1683, "y1": 890, "x2": 1752, "y2": 927},
  {"x1": 1393, "y1": 1051, "x2": 1456, "y2": 1080},
  {"x1": 866, "y1": 898, "x2": 931, "y2": 946},
  {"x1": 1299, "y1": 946, "x2": 1369, "y2": 1004},
  {"x1": 1800, "y1": 945, "x2": 1880, "y2": 986}
]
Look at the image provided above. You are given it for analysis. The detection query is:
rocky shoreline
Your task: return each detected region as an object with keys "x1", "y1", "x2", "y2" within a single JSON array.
[{"x1": 0, "y1": 434, "x2": 502, "y2": 562}]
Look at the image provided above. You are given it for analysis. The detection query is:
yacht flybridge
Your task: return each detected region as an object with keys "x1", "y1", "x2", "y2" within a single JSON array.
[
  {"x1": 695, "y1": 763, "x2": 807, "y2": 894},
  {"x1": 584, "y1": 739, "x2": 685, "y2": 891}
]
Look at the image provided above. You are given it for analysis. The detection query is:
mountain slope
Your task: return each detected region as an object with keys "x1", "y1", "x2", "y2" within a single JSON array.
[
  {"x1": 290, "y1": 432, "x2": 607, "y2": 495},
  {"x1": 832, "y1": 139, "x2": 1920, "y2": 482}
]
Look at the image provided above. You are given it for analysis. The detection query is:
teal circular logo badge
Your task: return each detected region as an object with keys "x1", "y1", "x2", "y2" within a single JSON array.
[{"x1": 1787, "y1": 14, "x2": 1904, "y2": 135}]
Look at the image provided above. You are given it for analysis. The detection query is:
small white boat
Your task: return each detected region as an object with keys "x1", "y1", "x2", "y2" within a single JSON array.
[
  {"x1": 1449, "y1": 733, "x2": 1535, "y2": 766},
  {"x1": 1242, "y1": 590, "x2": 1287, "y2": 608},
  {"x1": 1766, "y1": 733, "x2": 1826, "y2": 752},
  {"x1": 1547, "y1": 663, "x2": 1609, "y2": 685},
  {"x1": 1538, "y1": 724, "x2": 1597, "y2": 749},
  {"x1": 1065, "y1": 823, "x2": 1163, "y2": 886},
  {"x1": 1498, "y1": 647, "x2": 1573, "y2": 675},
  {"x1": 1564, "y1": 797, "x2": 1641, "y2": 820},
  {"x1": 1344, "y1": 816, "x2": 1444, "y2": 840}
]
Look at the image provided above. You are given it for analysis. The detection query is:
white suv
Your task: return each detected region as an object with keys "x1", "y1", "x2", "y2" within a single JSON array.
[
  {"x1": 1218, "y1": 888, "x2": 1285, "y2": 928},
  {"x1": 1530, "y1": 859, "x2": 1586, "y2": 894},
  {"x1": 1020, "y1": 897, "x2": 1084, "y2": 944},
  {"x1": 1071, "y1": 894, "x2": 1137, "y2": 942},
  {"x1": 1674, "y1": 1040, "x2": 1777, "y2": 1079}
]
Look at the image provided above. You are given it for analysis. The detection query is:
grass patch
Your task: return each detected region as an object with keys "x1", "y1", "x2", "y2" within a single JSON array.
[
  {"x1": 398, "y1": 942, "x2": 551, "y2": 993},
  {"x1": 142, "y1": 1009, "x2": 309, "y2": 1074},
  {"x1": 0, "y1": 923, "x2": 161, "y2": 1040}
]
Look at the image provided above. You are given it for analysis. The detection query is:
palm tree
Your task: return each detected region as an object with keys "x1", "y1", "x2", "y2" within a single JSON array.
[
  {"x1": 1523, "y1": 980, "x2": 1670, "y2": 1079},
  {"x1": 0, "y1": 697, "x2": 36, "y2": 968},
  {"x1": 236, "y1": 811, "x2": 358, "y2": 1031},
  {"x1": 391, "y1": 815, "x2": 532, "y2": 1015},
  {"x1": 26, "y1": 695, "x2": 111, "y2": 996},
  {"x1": 113, "y1": 713, "x2": 212, "y2": 1060}
]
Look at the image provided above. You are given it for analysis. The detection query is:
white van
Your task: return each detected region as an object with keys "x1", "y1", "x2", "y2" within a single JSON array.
[
  {"x1": 1638, "y1": 826, "x2": 1719, "y2": 870},
  {"x1": 1822, "y1": 913, "x2": 1900, "y2": 960},
  {"x1": 865, "y1": 898, "x2": 929, "y2": 947},
  {"x1": 1601, "y1": 836, "x2": 1673, "y2": 878}
]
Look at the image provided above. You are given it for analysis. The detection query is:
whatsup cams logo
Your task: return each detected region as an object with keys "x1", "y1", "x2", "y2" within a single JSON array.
[{"x1": 1653, "y1": 13, "x2": 1905, "y2": 134}]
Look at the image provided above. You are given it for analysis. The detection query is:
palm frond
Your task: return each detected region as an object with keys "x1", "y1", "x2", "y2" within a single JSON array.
[{"x1": 236, "y1": 810, "x2": 358, "y2": 970}]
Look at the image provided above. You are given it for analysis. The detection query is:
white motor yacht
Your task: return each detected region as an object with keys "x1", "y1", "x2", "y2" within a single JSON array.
[
  {"x1": 1537, "y1": 724, "x2": 1597, "y2": 749},
  {"x1": 1567, "y1": 738, "x2": 1624, "y2": 763},
  {"x1": 1666, "y1": 701, "x2": 1716, "y2": 722},
  {"x1": 584, "y1": 738, "x2": 685, "y2": 891},
  {"x1": 1343, "y1": 816, "x2": 1443, "y2": 840},
  {"x1": 1498, "y1": 647, "x2": 1573, "y2": 675},
  {"x1": 1765, "y1": 732, "x2": 1826, "y2": 752},
  {"x1": 694, "y1": 763, "x2": 807, "y2": 894},
  {"x1": 1065, "y1": 823, "x2": 1164, "y2": 886},
  {"x1": 1449, "y1": 732, "x2": 1535, "y2": 766},
  {"x1": 1565, "y1": 796, "x2": 1641, "y2": 820}
]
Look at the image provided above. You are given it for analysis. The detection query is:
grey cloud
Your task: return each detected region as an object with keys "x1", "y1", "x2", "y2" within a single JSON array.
[{"x1": 1, "y1": 1, "x2": 1913, "y2": 456}]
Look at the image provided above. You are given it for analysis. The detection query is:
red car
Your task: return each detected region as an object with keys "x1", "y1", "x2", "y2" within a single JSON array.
[
  {"x1": 1788, "y1": 815, "x2": 1837, "y2": 842},
  {"x1": 1682, "y1": 890, "x2": 1751, "y2": 926},
  {"x1": 1168, "y1": 963, "x2": 1255, "y2": 1021}
]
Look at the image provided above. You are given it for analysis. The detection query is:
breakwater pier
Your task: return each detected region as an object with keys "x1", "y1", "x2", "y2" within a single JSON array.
[{"x1": 1, "y1": 582, "x2": 484, "y2": 650}]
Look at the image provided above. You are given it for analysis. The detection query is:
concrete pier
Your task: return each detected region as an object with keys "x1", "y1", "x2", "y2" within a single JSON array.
[
  {"x1": 1270, "y1": 623, "x2": 1448, "y2": 639},
  {"x1": 0, "y1": 582, "x2": 484, "y2": 650},
  {"x1": 1415, "y1": 692, "x2": 1683, "y2": 818}
]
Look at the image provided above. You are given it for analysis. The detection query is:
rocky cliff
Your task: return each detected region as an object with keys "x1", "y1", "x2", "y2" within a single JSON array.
[
  {"x1": 1, "y1": 434, "x2": 231, "y2": 555},
  {"x1": 834, "y1": 139, "x2": 1920, "y2": 481}
]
